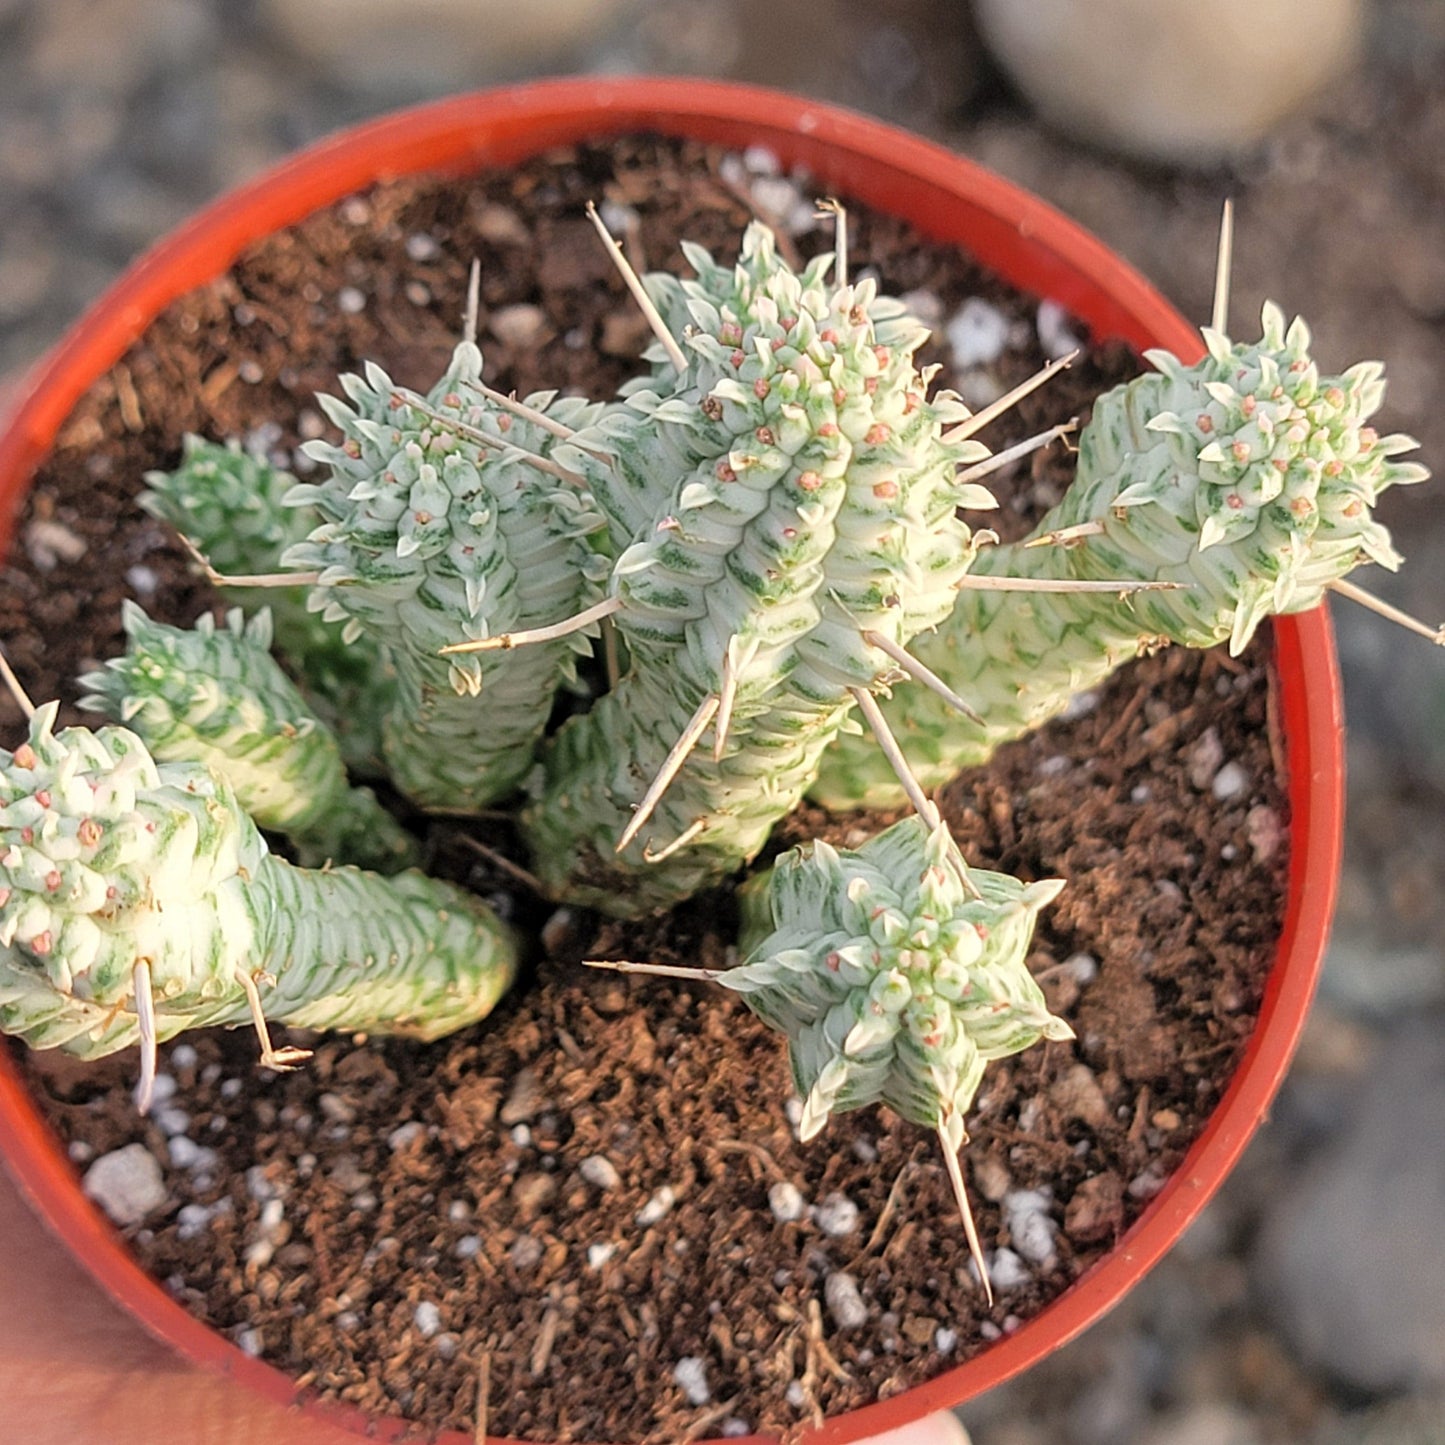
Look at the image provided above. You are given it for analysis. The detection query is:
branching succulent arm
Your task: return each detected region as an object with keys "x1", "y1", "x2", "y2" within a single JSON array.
[
  {"x1": 0, "y1": 704, "x2": 517, "y2": 1106},
  {"x1": 282, "y1": 342, "x2": 610, "y2": 811},
  {"x1": 523, "y1": 224, "x2": 996, "y2": 914},
  {"x1": 141, "y1": 436, "x2": 394, "y2": 774},
  {"x1": 78, "y1": 603, "x2": 419, "y2": 873},
  {"x1": 812, "y1": 304, "x2": 1430, "y2": 809}
]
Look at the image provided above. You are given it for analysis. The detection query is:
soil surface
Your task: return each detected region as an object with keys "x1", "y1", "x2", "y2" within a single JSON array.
[{"x1": 1, "y1": 137, "x2": 1285, "y2": 1442}]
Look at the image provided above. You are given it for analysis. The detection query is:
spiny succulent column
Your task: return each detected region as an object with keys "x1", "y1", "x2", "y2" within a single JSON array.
[
  {"x1": 78, "y1": 603, "x2": 419, "y2": 873},
  {"x1": 524, "y1": 225, "x2": 996, "y2": 914},
  {"x1": 0, "y1": 704, "x2": 517, "y2": 1077},
  {"x1": 141, "y1": 435, "x2": 392, "y2": 773},
  {"x1": 812, "y1": 303, "x2": 1429, "y2": 809},
  {"x1": 731, "y1": 816, "x2": 1071, "y2": 1149},
  {"x1": 282, "y1": 343, "x2": 609, "y2": 811}
]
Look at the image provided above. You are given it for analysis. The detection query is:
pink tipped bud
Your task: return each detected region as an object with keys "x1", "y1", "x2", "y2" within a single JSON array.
[
  {"x1": 414, "y1": 510, "x2": 433, "y2": 526},
  {"x1": 873, "y1": 480, "x2": 900, "y2": 501},
  {"x1": 797, "y1": 471, "x2": 822, "y2": 492},
  {"x1": 1226, "y1": 493, "x2": 1245, "y2": 510},
  {"x1": 343, "y1": 439, "x2": 362, "y2": 459},
  {"x1": 1324, "y1": 459, "x2": 1345, "y2": 476},
  {"x1": 819, "y1": 328, "x2": 840, "y2": 344},
  {"x1": 834, "y1": 387, "x2": 848, "y2": 406},
  {"x1": 780, "y1": 315, "x2": 797, "y2": 333},
  {"x1": 904, "y1": 392, "x2": 920, "y2": 415},
  {"x1": 1289, "y1": 496, "x2": 1315, "y2": 517},
  {"x1": 0, "y1": 887, "x2": 9, "y2": 907},
  {"x1": 34, "y1": 790, "x2": 51, "y2": 809},
  {"x1": 1274, "y1": 457, "x2": 1290, "y2": 473},
  {"x1": 389, "y1": 391, "x2": 406, "y2": 409},
  {"x1": 1240, "y1": 394, "x2": 1257, "y2": 418},
  {"x1": 44, "y1": 870, "x2": 61, "y2": 892},
  {"x1": 873, "y1": 346, "x2": 891, "y2": 367},
  {"x1": 771, "y1": 336, "x2": 787, "y2": 352},
  {"x1": 753, "y1": 378, "x2": 771, "y2": 400},
  {"x1": 720, "y1": 321, "x2": 742, "y2": 345},
  {"x1": 1342, "y1": 497, "x2": 1364, "y2": 517},
  {"x1": 866, "y1": 424, "x2": 891, "y2": 446},
  {"x1": 19, "y1": 827, "x2": 33, "y2": 845},
  {"x1": 702, "y1": 396, "x2": 724, "y2": 421},
  {"x1": 1359, "y1": 426, "x2": 1378, "y2": 448},
  {"x1": 715, "y1": 462, "x2": 737, "y2": 483},
  {"x1": 1231, "y1": 440, "x2": 1252, "y2": 463},
  {"x1": 1325, "y1": 386, "x2": 1346, "y2": 407},
  {"x1": 865, "y1": 377, "x2": 878, "y2": 395},
  {"x1": 12, "y1": 744, "x2": 37, "y2": 770},
  {"x1": 782, "y1": 526, "x2": 797, "y2": 540},
  {"x1": 817, "y1": 422, "x2": 839, "y2": 438},
  {"x1": 1197, "y1": 414, "x2": 1214, "y2": 433},
  {"x1": 756, "y1": 426, "x2": 775, "y2": 445},
  {"x1": 825, "y1": 951, "x2": 841, "y2": 972},
  {"x1": 730, "y1": 349, "x2": 746, "y2": 368},
  {"x1": 29, "y1": 931, "x2": 52, "y2": 956},
  {"x1": 443, "y1": 392, "x2": 461, "y2": 407}
]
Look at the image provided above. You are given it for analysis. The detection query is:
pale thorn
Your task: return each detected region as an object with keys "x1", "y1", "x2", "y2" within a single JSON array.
[
  {"x1": 439, "y1": 595, "x2": 622, "y2": 655},
  {"x1": 956, "y1": 421, "x2": 1077, "y2": 486},
  {"x1": 1329, "y1": 577, "x2": 1445, "y2": 645},
  {"x1": 642, "y1": 816, "x2": 708, "y2": 863},
  {"x1": 943, "y1": 352, "x2": 1078, "y2": 444},
  {"x1": 817, "y1": 197, "x2": 848, "y2": 288},
  {"x1": 0, "y1": 644, "x2": 36, "y2": 718},
  {"x1": 393, "y1": 390, "x2": 587, "y2": 488},
  {"x1": 862, "y1": 629, "x2": 984, "y2": 724},
  {"x1": 456, "y1": 833, "x2": 546, "y2": 893},
  {"x1": 582, "y1": 957, "x2": 725, "y2": 982},
  {"x1": 233, "y1": 967, "x2": 313, "y2": 1072},
  {"x1": 175, "y1": 529, "x2": 321, "y2": 590},
  {"x1": 601, "y1": 614, "x2": 621, "y2": 689},
  {"x1": 939, "y1": 1122, "x2": 994, "y2": 1308},
  {"x1": 955, "y1": 574, "x2": 1188, "y2": 594},
  {"x1": 713, "y1": 638, "x2": 743, "y2": 762},
  {"x1": 616, "y1": 692, "x2": 721, "y2": 854},
  {"x1": 848, "y1": 686, "x2": 978, "y2": 895},
  {"x1": 584, "y1": 200, "x2": 687, "y2": 374},
  {"x1": 463, "y1": 257, "x2": 481, "y2": 347},
  {"x1": 1211, "y1": 197, "x2": 1235, "y2": 338},
  {"x1": 132, "y1": 959, "x2": 159, "y2": 1116},
  {"x1": 1023, "y1": 520, "x2": 1108, "y2": 550}
]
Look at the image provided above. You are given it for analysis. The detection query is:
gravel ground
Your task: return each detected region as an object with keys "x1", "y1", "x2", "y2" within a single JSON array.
[{"x1": 1, "y1": 2, "x2": 1442, "y2": 1441}]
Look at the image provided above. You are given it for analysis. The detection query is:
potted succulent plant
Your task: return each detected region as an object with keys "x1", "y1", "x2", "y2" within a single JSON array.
[{"x1": 0, "y1": 77, "x2": 1427, "y2": 1444}]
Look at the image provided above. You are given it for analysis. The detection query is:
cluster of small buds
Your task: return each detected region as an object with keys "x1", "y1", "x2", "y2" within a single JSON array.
[{"x1": 731, "y1": 817, "x2": 1072, "y2": 1151}]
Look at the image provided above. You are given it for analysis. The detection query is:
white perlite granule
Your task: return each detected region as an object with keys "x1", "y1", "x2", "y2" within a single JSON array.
[
  {"x1": 768, "y1": 1180, "x2": 806, "y2": 1223},
  {"x1": 815, "y1": 1192, "x2": 861, "y2": 1237},
  {"x1": 824, "y1": 1271, "x2": 869, "y2": 1330},
  {"x1": 413, "y1": 1302, "x2": 441, "y2": 1338},
  {"x1": 946, "y1": 296, "x2": 1013, "y2": 368},
  {"x1": 579, "y1": 1154, "x2": 621, "y2": 1190},
  {"x1": 673, "y1": 1355, "x2": 711, "y2": 1405}
]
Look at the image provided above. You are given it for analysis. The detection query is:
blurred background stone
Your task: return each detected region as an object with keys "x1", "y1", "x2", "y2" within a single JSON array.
[{"x1": 973, "y1": 0, "x2": 1364, "y2": 165}]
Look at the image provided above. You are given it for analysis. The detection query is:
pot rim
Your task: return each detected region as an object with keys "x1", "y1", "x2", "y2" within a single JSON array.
[{"x1": 0, "y1": 74, "x2": 1343, "y2": 1445}]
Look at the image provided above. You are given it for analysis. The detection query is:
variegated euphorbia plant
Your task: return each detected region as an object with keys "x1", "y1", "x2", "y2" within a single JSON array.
[{"x1": 1, "y1": 203, "x2": 1434, "y2": 1280}]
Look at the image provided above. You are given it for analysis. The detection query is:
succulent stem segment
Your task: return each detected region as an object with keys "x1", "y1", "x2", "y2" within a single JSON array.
[
  {"x1": 812, "y1": 304, "x2": 1430, "y2": 810},
  {"x1": 588, "y1": 816, "x2": 1072, "y2": 1295},
  {"x1": 141, "y1": 436, "x2": 393, "y2": 773},
  {"x1": 282, "y1": 343, "x2": 609, "y2": 812},
  {"x1": 0, "y1": 705, "x2": 517, "y2": 1109},
  {"x1": 78, "y1": 603, "x2": 419, "y2": 873},
  {"x1": 522, "y1": 222, "x2": 997, "y2": 915}
]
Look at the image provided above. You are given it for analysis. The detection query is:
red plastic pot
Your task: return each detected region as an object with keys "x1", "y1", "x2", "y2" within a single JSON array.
[{"x1": 0, "y1": 77, "x2": 1341, "y2": 1445}]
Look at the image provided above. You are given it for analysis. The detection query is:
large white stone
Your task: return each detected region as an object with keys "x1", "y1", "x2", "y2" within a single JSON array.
[
  {"x1": 261, "y1": 0, "x2": 635, "y2": 95},
  {"x1": 974, "y1": 0, "x2": 1363, "y2": 164}
]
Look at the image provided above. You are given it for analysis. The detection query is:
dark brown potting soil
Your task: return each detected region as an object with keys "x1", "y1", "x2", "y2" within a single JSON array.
[{"x1": 1, "y1": 136, "x2": 1286, "y2": 1443}]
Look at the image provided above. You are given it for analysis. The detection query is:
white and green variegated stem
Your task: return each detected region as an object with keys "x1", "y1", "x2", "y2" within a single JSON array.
[
  {"x1": 0, "y1": 705, "x2": 517, "y2": 1091},
  {"x1": 729, "y1": 816, "x2": 1070, "y2": 1149},
  {"x1": 141, "y1": 435, "x2": 393, "y2": 774},
  {"x1": 524, "y1": 224, "x2": 996, "y2": 915},
  {"x1": 812, "y1": 304, "x2": 1430, "y2": 809},
  {"x1": 282, "y1": 343, "x2": 609, "y2": 812},
  {"x1": 77, "y1": 603, "x2": 419, "y2": 873}
]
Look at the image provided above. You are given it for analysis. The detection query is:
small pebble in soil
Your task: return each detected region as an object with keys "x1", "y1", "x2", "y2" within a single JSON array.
[
  {"x1": 319, "y1": 1092, "x2": 356, "y2": 1124},
  {"x1": 125, "y1": 564, "x2": 159, "y2": 596},
  {"x1": 454, "y1": 1234, "x2": 481, "y2": 1260},
  {"x1": 851, "y1": 1135, "x2": 879, "y2": 1163},
  {"x1": 67, "y1": 1140, "x2": 94, "y2": 1164},
  {"x1": 673, "y1": 1355, "x2": 711, "y2": 1406},
  {"x1": 404, "y1": 232, "x2": 440, "y2": 262},
  {"x1": 825, "y1": 1271, "x2": 869, "y2": 1330},
  {"x1": 1062, "y1": 688, "x2": 1099, "y2": 720},
  {"x1": 636, "y1": 1185, "x2": 676, "y2": 1225},
  {"x1": 413, "y1": 1302, "x2": 441, "y2": 1338},
  {"x1": 388, "y1": 1122, "x2": 425, "y2": 1151},
  {"x1": 768, "y1": 1181, "x2": 806, "y2": 1223},
  {"x1": 721, "y1": 1418, "x2": 752, "y2": 1437},
  {"x1": 169, "y1": 1043, "x2": 197, "y2": 1070},
  {"x1": 936, "y1": 1326, "x2": 959, "y2": 1353},
  {"x1": 987, "y1": 1247, "x2": 1032, "y2": 1292},
  {"x1": 1212, "y1": 760, "x2": 1250, "y2": 800},
  {"x1": 337, "y1": 285, "x2": 365, "y2": 314},
  {"x1": 579, "y1": 1154, "x2": 621, "y2": 1190},
  {"x1": 236, "y1": 1328, "x2": 263, "y2": 1356},
  {"x1": 510, "y1": 1124, "x2": 531, "y2": 1146},
  {"x1": 588, "y1": 1242, "x2": 617, "y2": 1269},
  {"x1": 83, "y1": 1144, "x2": 167, "y2": 1226},
  {"x1": 155, "y1": 1106, "x2": 190, "y2": 1137},
  {"x1": 786, "y1": 1380, "x2": 808, "y2": 1408},
  {"x1": 508, "y1": 1235, "x2": 541, "y2": 1270},
  {"x1": 237, "y1": 359, "x2": 263, "y2": 384},
  {"x1": 1002, "y1": 1188, "x2": 1057, "y2": 1267},
  {"x1": 167, "y1": 1135, "x2": 208, "y2": 1170},
  {"x1": 816, "y1": 1192, "x2": 861, "y2": 1237}
]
